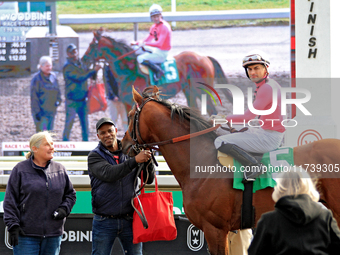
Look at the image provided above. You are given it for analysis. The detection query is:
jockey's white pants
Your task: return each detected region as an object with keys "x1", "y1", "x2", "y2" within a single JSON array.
[
  {"x1": 132, "y1": 45, "x2": 169, "y2": 64},
  {"x1": 214, "y1": 127, "x2": 285, "y2": 154}
]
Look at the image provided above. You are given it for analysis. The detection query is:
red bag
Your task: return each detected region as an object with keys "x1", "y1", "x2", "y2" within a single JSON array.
[
  {"x1": 132, "y1": 174, "x2": 177, "y2": 243},
  {"x1": 88, "y1": 83, "x2": 107, "y2": 114}
]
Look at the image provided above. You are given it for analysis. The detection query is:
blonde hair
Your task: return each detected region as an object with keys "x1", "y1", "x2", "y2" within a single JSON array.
[
  {"x1": 272, "y1": 169, "x2": 320, "y2": 203},
  {"x1": 26, "y1": 131, "x2": 54, "y2": 159},
  {"x1": 37, "y1": 56, "x2": 52, "y2": 70}
]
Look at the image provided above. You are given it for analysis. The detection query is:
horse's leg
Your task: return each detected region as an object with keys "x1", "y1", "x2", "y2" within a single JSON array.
[
  {"x1": 203, "y1": 224, "x2": 228, "y2": 255},
  {"x1": 227, "y1": 229, "x2": 253, "y2": 255}
]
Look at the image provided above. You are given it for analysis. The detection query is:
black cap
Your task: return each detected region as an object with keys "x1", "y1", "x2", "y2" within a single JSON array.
[
  {"x1": 96, "y1": 117, "x2": 115, "y2": 131},
  {"x1": 66, "y1": 43, "x2": 77, "y2": 53}
]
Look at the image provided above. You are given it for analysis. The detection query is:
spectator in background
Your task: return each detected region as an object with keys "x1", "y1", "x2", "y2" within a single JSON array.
[
  {"x1": 88, "y1": 117, "x2": 155, "y2": 255},
  {"x1": 3, "y1": 131, "x2": 76, "y2": 255},
  {"x1": 103, "y1": 64, "x2": 128, "y2": 131},
  {"x1": 248, "y1": 170, "x2": 340, "y2": 255},
  {"x1": 62, "y1": 43, "x2": 101, "y2": 141},
  {"x1": 30, "y1": 56, "x2": 61, "y2": 132}
]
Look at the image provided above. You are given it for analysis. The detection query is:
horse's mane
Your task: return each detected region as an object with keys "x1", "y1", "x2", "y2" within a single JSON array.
[
  {"x1": 141, "y1": 88, "x2": 217, "y2": 141},
  {"x1": 102, "y1": 36, "x2": 134, "y2": 55}
]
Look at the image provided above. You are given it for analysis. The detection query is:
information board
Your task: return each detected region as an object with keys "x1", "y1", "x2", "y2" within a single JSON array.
[
  {"x1": 0, "y1": 40, "x2": 30, "y2": 76},
  {"x1": 0, "y1": 4, "x2": 52, "y2": 77}
]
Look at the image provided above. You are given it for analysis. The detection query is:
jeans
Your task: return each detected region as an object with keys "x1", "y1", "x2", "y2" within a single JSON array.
[
  {"x1": 62, "y1": 99, "x2": 89, "y2": 141},
  {"x1": 33, "y1": 114, "x2": 56, "y2": 132},
  {"x1": 13, "y1": 235, "x2": 62, "y2": 255},
  {"x1": 92, "y1": 214, "x2": 142, "y2": 255}
]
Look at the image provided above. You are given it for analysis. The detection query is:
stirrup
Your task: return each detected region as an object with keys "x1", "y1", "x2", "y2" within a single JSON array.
[
  {"x1": 153, "y1": 70, "x2": 164, "y2": 82},
  {"x1": 242, "y1": 164, "x2": 263, "y2": 183},
  {"x1": 153, "y1": 73, "x2": 159, "y2": 82}
]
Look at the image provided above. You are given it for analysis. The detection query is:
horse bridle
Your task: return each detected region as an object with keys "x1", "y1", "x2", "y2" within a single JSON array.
[
  {"x1": 128, "y1": 96, "x2": 221, "y2": 158},
  {"x1": 128, "y1": 97, "x2": 157, "y2": 153}
]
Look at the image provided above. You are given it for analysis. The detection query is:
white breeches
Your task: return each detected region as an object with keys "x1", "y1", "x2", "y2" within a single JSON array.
[
  {"x1": 214, "y1": 127, "x2": 285, "y2": 153},
  {"x1": 132, "y1": 45, "x2": 169, "y2": 64}
]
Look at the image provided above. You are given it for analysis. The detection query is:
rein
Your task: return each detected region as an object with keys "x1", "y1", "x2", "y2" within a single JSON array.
[
  {"x1": 114, "y1": 46, "x2": 151, "y2": 62},
  {"x1": 128, "y1": 97, "x2": 221, "y2": 154},
  {"x1": 114, "y1": 46, "x2": 141, "y2": 62}
]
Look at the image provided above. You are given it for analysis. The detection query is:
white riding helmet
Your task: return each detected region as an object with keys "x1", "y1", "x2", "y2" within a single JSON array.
[
  {"x1": 242, "y1": 50, "x2": 270, "y2": 79},
  {"x1": 149, "y1": 4, "x2": 162, "y2": 17}
]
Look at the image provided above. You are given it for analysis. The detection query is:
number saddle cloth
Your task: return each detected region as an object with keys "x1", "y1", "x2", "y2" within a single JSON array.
[
  {"x1": 217, "y1": 147, "x2": 295, "y2": 192},
  {"x1": 138, "y1": 56, "x2": 180, "y2": 86}
]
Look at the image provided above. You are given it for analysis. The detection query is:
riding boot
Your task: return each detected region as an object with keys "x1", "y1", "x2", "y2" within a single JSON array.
[
  {"x1": 141, "y1": 60, "x2": 164, "y2": 81},
  {"x1": 218, "y1": 143, "x2": 264, "y2": 182}
]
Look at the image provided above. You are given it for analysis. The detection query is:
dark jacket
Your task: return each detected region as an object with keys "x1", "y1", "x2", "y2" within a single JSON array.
[
  {"x1": 248, "y1": 194, "x2": 340, "y2": 255},
  {"x1": 30, "y1": 70, "x2": 61, "y2": 117},
  {"x1": 87, "y1": 140, "x2": 155, "y2": 216},
  {"x1": 63, "y1": 57, "x2": 96, "y2": 101},
  {"x1": 3, "y1": 157, "x2": 76, "y2": 237}
]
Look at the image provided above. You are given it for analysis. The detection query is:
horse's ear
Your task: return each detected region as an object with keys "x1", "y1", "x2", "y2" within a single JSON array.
[
  {"x1": 132, "y1": 86, "x2": 143, "y2": 105},
  {"x1": 152, "y1": 85, "x2": 159, "y2": 94}
]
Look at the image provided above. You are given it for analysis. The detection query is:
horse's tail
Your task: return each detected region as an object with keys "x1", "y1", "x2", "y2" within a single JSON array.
[
  {"x1": 103, "y1": 65, "x2": 119, "y2": 97},
  {"x1": 208, "y1": 56, "x2": 233, "y2": 103}
]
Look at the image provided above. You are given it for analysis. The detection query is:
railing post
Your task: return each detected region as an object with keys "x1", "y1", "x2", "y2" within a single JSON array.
[
  {"x1": 133, "y1": 23, "x2": 138, "y2": 41},
  {"x1": 171, "y1": 0, "x2": 176, "y2": 27}
]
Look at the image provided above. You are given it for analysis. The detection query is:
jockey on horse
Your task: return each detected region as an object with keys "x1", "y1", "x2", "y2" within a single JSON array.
[
  {"x1": 131, "y1": 4, "x2": 172, "y2": 82},
  {"x1": 214, "y1": 50, "x2": 286, "y2": 182}
]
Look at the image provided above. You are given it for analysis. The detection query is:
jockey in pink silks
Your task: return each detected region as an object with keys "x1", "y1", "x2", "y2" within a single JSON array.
[
  {"x1": 131, "y1": 4, "x2": 172, "y2": 81},
  {"x1": 214, "y1": 51, "x2": 285, "y2": 182}
]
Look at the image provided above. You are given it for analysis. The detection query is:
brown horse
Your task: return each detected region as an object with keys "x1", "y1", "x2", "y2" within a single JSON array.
[
  {"x1": 82, "y1": 30, "x2": 232, "y2": 115},
  {"x1": 121, "y1": 86, "x2": 340, "y2": 255}
]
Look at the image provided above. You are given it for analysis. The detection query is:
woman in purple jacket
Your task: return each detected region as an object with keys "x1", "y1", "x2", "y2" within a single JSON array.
[{"x1": 3, "y1": 131, "x2": 76, "y2": 255}]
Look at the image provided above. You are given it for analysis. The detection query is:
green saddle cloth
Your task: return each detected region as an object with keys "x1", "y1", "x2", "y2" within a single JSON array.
[
  {"x1": 233, "y1": 147, "x2": 294, "y2": 192},
  {"x1": 149, "y1": 59, "x2": 180, "y2": 86}
]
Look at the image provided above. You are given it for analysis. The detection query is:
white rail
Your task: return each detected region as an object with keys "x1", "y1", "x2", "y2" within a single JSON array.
[
  {"x1": 58, "y1": 8, "x2": 289, "y2": 40},
  {"x1": 58, "y1": 9, "x2": 289, "y2": 24},
  {"x1": 0, "y1": 156, "x2": 178, "y2": 188}
]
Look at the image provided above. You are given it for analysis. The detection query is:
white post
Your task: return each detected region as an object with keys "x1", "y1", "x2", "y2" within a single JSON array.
[
  {"x1": 285, "y1": 0, "x2": 340, "y2": 146},
  {"x1": 27, "y1": 1, "x2": 31, "y2": 12},
  {"x1": 171, "y1": 0, "x2": 176, "y2": 27},
  {"x1": 330, "y1": 0, "x2": 340, "y2": 138}
]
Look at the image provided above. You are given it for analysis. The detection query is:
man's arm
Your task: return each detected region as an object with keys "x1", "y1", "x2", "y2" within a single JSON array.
[
  {"x1": 30, "y1": 75, "x2": 41, "y2": 118},
  {"x1": 64, "y1": 64, "x2": 96, "y2": 83},
  {"x1": 88, "y1": 151, "x2": 138, "y2": 182}
]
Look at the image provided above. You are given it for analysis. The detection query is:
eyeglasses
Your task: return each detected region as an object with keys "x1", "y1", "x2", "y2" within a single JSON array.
[{"x1": 242, "y1": 54, "x2": 266, "y2": 64}]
